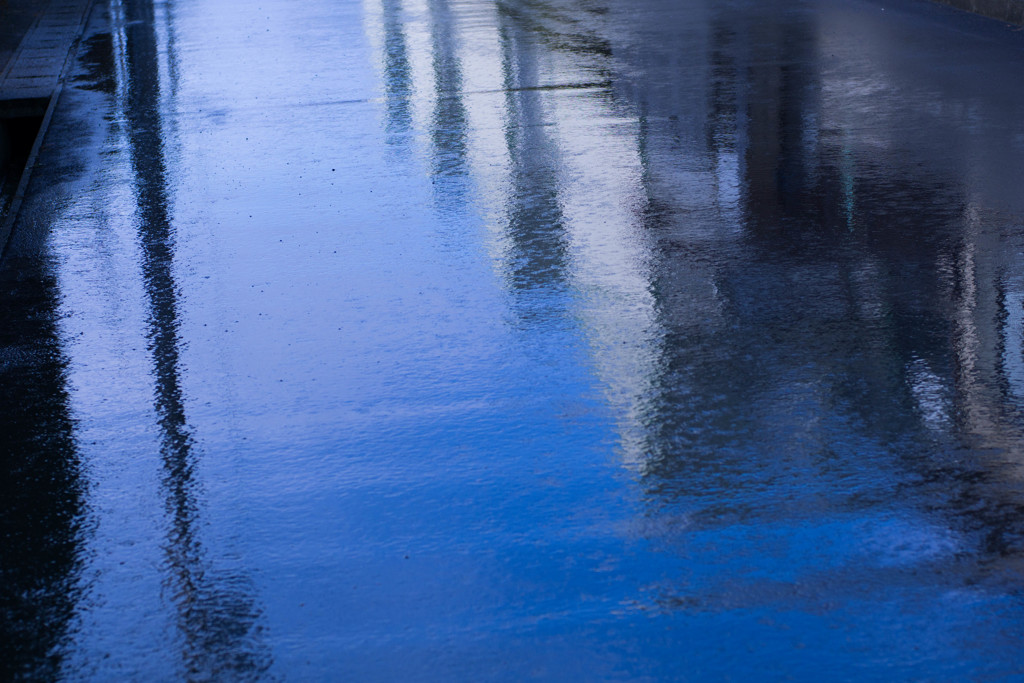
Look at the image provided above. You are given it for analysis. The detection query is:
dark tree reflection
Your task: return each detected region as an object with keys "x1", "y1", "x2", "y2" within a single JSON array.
[
  {"x1": 120, "y1": 0, "x2": 272, "y2": 677},
  {"x1": 381, "y1": 0, "x2": 413, "y2": 150},
  {"x1": 427, "y1": 0, "x2": 469, "y2": 181},
  {"x1": 494, "y1": 3, "x2": 574, "y2": 322}
]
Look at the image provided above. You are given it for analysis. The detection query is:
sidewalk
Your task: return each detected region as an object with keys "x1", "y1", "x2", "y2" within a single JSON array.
[
  {"x1": 0, "y1": 0, "x2": 44, "y2": 74},
  {"x1": 0, "y1": 0, "x2": 93, "y2": 256},
  {"x1": 0, "y1": 0, "x2": 93, "y2": 106}
]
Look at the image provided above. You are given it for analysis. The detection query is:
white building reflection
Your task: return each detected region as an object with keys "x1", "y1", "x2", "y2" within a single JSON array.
[{"x1": 364, "y1": 0, "x2": 1024, "y2": 557}]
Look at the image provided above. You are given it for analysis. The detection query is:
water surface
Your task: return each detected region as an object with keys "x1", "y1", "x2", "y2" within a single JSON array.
[{"x1": 4, "y1": 0, "x2": 1024, "y2": 678}]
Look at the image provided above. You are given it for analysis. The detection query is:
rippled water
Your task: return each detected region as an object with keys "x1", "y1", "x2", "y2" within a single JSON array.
[{"x1": 4, "y1": 0, "x2": 1024, "y2": 678}]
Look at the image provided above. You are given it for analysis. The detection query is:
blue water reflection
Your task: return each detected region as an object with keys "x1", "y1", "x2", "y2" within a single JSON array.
[{"x1": 4, "y1": 0, "x2": 1024, "y2": 677}]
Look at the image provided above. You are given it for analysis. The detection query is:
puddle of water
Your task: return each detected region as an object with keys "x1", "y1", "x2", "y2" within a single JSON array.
[{"x1": 5, "y1": 0, "x2": 1024, "y2": 679}]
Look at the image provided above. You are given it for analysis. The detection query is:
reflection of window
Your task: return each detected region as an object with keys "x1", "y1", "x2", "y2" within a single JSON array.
[
  {"x1": 1002, "y1": 289, "x2": 1024, "y2": 401},
  {"x1": 907, "y1": 358, "x2": 950, "y2": 431}
]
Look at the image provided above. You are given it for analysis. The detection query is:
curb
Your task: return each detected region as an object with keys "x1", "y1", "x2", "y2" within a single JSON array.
[{"x1": 0, "y1": 0, "x2": 95, "y2": 262}]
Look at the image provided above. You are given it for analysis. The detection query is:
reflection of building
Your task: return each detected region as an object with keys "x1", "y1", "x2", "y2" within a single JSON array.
[
  {"x1": 616, "y1": 0, "x2": 1024, "y2": 555},
  {"x1": 366, "y1": 0, "x2": 668, "y2": 462},
  {"x1": 363, "y1": 0, "x2": 1024, "y2": 558},
  {"x1": 811, "y1": 3, "x2": 1024, "y2": 466}
]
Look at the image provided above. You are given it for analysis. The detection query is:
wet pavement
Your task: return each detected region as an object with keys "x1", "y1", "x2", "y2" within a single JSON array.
[
  {"x1": 0, "y1": 0, "x2": 52, "y2": 73},
  {"x1": 4, "y1": 0, "x2": 1024, "y2": 678}
]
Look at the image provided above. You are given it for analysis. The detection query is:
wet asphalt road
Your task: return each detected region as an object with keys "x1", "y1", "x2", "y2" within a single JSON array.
[{"x1": 4, "y1": 0, "x2": 1024, "y2": 678}]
